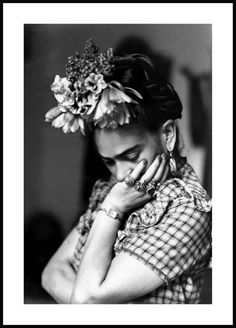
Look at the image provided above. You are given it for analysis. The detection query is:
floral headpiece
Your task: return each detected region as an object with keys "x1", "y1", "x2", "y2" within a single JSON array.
[{"x1": 45, "y1": 39, "x2": 143, "y2": 135}]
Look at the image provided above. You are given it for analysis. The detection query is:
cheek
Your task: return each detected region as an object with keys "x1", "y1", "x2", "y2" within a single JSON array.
[
  {"x1": 141, "y1": 148, "x2": 160, "y2": 166},
  {"x1": 141, "y1": 142, "x2": 163, "y2": 168}
]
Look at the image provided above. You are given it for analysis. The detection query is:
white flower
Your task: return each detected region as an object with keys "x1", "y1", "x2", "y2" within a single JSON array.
[
  {"x1": 108, "y1": 85, "x2": 134, "y2": 103},
  {"x1": 93, "y1": 89, "x2": 113, "y2": 121},
  {"x1": 84, "y1": 73, "x2": 107, "y2": 94},
  {"x1": 70, "y1": 117, "x2": 85, "y2": 134},
  {"x1": 45, "y1": 106, "x2": 63, "y2": 122},
  {"x1": 48, "y1": 110, "x2": 84, "y2": 134},
  {"x1": 51, "y1": 75, "x2": 75, "y2": 109},
  {"x1": 51, "y1": 75, "x2": 71, "y2": 93},
  {"x1": 52, "y1": 112, "x2": 73, "y2": 129},
  {"x1": 55, "y1": 92, "x2": 75, "y2": 108},
  {"x1": 95, "y1": 103, "x2": 131, "y2": 129},
  {"x1": 62, "y1": 116, "x2": 85, "y2": 134},
  {"x1": 93, "y1": 85, "x2": 133, "y2": 125},
  {"x1": 46, "y1": 75, "x2": 142, "y2": 134}
]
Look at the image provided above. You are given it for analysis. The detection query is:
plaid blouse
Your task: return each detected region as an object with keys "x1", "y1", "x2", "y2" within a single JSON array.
[{"x1": 72, "y1": 163, "x2": 212, "y2": 304}]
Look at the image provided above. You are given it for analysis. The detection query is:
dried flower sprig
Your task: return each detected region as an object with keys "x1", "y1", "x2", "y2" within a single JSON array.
[{"x1": 65, "y1": 39, "x2": 115, "y2": 83}]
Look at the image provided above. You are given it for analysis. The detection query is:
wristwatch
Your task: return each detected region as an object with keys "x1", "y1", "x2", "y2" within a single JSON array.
[{"x1": 99, "y1": 207, "x2": 122, "y2": 222}]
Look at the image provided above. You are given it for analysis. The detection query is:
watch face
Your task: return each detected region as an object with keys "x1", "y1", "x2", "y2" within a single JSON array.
[{"x1": 108, "y1": 209, "x2": 118, "y2": 219}]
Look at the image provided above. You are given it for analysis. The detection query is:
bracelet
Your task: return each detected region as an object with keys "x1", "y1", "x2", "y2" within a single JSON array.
[{"x1": 99, "y1": 207, "x2": 122, "y2": 222}]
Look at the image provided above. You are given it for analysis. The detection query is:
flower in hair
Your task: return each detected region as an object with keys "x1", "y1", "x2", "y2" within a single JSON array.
[
  {"x1": 93, "y1": 83, "x2": 135, "y2": 128},
  {"x1": 51, "y1": 75, "x2": 75, "y2": 108},
  {"x1": 45, "y1": 39, "x2": 143, "y2": 135},
  {"x1": 84, "y1": 73, "x2": 107, "y2": 94}
]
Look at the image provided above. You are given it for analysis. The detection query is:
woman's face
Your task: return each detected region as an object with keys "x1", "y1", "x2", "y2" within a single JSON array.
[{"x1": 94, "y1": 125, "x2": 164, "y2": 182}]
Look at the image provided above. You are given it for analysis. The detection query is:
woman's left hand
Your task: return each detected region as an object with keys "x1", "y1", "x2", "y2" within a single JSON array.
[{"x1": 102, "y1": 153, "x2": 169, "y2": 215}]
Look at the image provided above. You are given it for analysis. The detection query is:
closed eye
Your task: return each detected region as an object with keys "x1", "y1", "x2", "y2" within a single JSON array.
[
  {"x1": 102, "y1": 159, "x2": 115, "y2": 167},
  {"x1": 101, "y1": 154, "x2": 139, "y2": 166},
  {"x1": 99, "y1": 145, "x2": 143, "y2": 166},
  {"x1": 124, "y1": 153, "x2": 140, "y2": 162}
]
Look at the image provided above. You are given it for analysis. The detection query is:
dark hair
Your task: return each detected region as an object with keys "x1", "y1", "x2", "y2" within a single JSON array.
[
  {"x1": 85, "y1": 52, "x2": 186, "y2": 190},
  {"x1": 105, "y1": 53, "x2": 183, "y2": 132}
]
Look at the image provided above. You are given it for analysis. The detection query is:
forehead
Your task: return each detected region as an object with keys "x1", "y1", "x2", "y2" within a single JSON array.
[{"x1": 94, "y1": 127, "x2": 147, "y2": 158}]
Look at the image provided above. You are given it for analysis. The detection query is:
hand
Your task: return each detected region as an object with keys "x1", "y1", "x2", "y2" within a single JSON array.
[{"x1": 102, "y1": 153, "x2": 169, "y2": 214}]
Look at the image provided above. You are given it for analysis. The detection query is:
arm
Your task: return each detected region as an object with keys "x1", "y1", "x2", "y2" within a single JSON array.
[
  {"x1": 41, "y1": 227, "x2": 79, "y2": 303},
  {"x1": 70, "y1": 198, "x2": 211, "y2": 304},
  {"x1": 41, "y1": 179, "x2": 109, "y2": 303},
  {"x1": 70, "y1": 156, "x2": 168, "y2": 303},
  {"x1": 70, "y1": 203, "x2": 164, "y2": 304}
]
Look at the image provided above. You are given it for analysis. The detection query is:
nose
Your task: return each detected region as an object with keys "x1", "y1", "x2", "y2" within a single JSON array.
[{"x1": 115, "y1": 162, "x2": 133, "y2": 182}]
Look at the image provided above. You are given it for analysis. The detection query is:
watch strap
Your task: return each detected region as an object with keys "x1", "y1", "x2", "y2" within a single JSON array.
[{"x1": 99, "y1": 207, "x2": 122, "y2": 222}]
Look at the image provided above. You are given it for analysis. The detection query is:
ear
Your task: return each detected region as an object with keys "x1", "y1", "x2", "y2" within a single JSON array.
[{"x1": 161, "y1": 120, "x2": 176, "y2": 152}]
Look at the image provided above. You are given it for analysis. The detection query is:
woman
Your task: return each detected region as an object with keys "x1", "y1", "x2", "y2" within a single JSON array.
[{"x1": 42, "y1": 39, "x2": 212, "y2": 304}]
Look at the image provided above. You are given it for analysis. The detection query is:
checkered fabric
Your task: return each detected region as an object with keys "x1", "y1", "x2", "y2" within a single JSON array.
[{"x1": 72, "y1": 163, "x2": 212, "y2": 304}]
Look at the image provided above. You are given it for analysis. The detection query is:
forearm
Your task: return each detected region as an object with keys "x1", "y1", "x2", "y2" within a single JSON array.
[
  {"x1": 42, "y1": 261, "x2": 76, "y2": 304},
  {"x1": 70, "y1": 204, "x2": 122, "y2": 303}
]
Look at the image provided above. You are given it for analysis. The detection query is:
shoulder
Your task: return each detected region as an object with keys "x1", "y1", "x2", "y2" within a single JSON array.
[
  {"x1": 87, "y1": 178, "x2": 113, "y2": 211},
  {"x1": 130, "y1": 163, "x2": 212, "y2": 228},
  {"x1": 177, "y1": 163, "x2": 212, "y2": 212},
  {"x1": 90, "y1": 178, "x2": 110, "y2": 195},
  {"x1": 75, "y1": 178, "x2": 113, "y2": 236},
  {"x1": 157, "y1": 163, "x2": 212, "y2": 211}
]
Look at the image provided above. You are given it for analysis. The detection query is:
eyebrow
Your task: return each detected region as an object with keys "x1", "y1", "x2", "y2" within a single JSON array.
[{"x1": 99, "y1": 145, "x2": 143, "y2": 160}]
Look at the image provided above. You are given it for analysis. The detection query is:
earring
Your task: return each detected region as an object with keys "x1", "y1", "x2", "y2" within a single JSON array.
[{"x1": 169, "y1": 151, "x2": 177, "y2": 176}]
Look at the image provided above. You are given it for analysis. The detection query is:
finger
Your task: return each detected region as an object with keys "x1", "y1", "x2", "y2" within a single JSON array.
[
  {"x1": 130, "y1": 159, "x2": 148, "y2": 180},
  {"x1": 139, "y1": 154, "x2": 162, "y2": 184},
  {"x1": 159, "y1": 163, "x2": 169, "y2": 184},
  {"x1": 152, "y1": 154, "x2": 168, "y2": 183}
]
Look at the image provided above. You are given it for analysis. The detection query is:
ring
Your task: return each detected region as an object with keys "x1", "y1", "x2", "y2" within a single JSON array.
[
  {"x1": 124, "y1": 174, "x2": 135, "y2": 187},
  {"x1": 134, "y1": 180, "x2": 147, "y2": 192},
  {"x1": 145, "y1": 181, "x2": 157, "y2": 195},
  {"x1": 146, "y1": 181, "x2": 161, "y2": 195}
]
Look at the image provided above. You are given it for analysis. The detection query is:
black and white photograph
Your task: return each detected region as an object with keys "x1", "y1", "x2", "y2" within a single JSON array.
[
  {"x1": 24, "y1": 24, "x2": 213, "y2": 305},
  {"x1": 3, "y1": 3, "x2": 233, "y2": 326}
]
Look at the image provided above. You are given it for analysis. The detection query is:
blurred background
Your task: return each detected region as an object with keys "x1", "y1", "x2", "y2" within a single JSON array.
[{"x1": 24, "y1": 24, "x2": 212, "y2": 303}]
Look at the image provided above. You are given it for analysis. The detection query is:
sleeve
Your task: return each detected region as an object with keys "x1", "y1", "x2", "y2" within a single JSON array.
[
  {"x1": 75, "y1": 179, "x2": 111, "y2": 234},
  {"x1": 72, "y1": 179, "x2": 111, "y2": 271},
  {"x1": 116, "y1": 192, "x2": 212, "y2": 285}
]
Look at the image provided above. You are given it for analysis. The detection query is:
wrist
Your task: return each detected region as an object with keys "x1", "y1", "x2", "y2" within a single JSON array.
[
  {"x1": 102, "y1": 197, "x2": 125, "y2": 214},
  {"x1": 100, "y1": 200, "x2": 125, "y2": 222}
]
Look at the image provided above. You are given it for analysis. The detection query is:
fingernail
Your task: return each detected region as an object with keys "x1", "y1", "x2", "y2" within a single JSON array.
[
  {"x1": 142, "y1": 159, "x2": 147, "y2": 166},
  {"x1": 161, "y1": 153, "x2": 167, "y2": 160}
]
